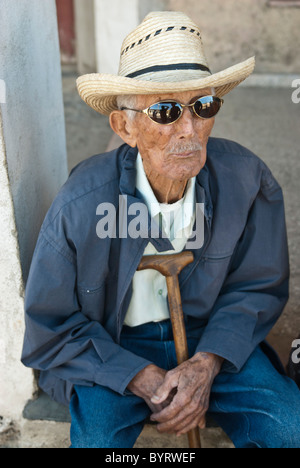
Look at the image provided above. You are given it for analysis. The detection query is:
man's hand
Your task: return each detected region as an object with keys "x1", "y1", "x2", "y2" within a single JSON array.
[
  {"x1": 127, "y1": 352, "x2": 223, "y2": 436},
  {"x1": 127, "y1": 364, "x2": 173, "y2": 413},
  {"x1": 149, "y1": 352, "x2": 223, "y2": 436}
]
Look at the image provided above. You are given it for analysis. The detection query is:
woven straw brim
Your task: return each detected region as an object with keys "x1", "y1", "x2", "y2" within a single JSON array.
[{"x1": 77, "y1": 57, "x2": 255, "y2": 116}]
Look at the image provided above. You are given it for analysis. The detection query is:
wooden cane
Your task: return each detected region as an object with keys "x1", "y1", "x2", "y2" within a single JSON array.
[{"x1": 137, "y1": 251, "x2": 201, "y2": 449}]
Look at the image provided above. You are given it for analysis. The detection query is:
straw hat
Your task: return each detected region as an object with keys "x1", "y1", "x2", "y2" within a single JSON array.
[{"x1": 76, "y1": 11, "x2": 255, "y2": 116}]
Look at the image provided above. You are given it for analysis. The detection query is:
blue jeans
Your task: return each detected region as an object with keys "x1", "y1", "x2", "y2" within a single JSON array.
[{"x1": 70, "y1": 319, "x2": 300, "y2": 448}]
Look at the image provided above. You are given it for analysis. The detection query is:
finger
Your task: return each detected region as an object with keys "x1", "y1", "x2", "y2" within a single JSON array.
[
  {"x1": 153, "y1": 390, "x2": 208, "y2": 432},
  {"x1": 175, "y1": 412, "x2": 207, "y2": 436},
  {"x1": 157, "y1": 411, "x2": 197, "y2": 434},
  {"x1": 153, "y1": 395, "x2": 198, "y2": 431},
  {"x1": 151, "y1": 392, "x2": 190, "y2": 423},
  {"x1": 153, "y1": 377, "x2": 202, "y2": 421},
  {"x1": 151, "y1": 371, "x2": 179, "y2": 405},
  {"x1": 147, "y1": 401, "x2": 167, "y2": 414},
  {"x1": 176, "y1": 419, "x2": 202, "y2": 437},
  {"x1": 151, "y1": 382, "x2": 201, "y2": 425}
]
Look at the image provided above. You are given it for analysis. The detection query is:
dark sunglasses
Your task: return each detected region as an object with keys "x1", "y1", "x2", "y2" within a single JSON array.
[{"x1": 121, "y1": 95, "x2": 224, "y2": 125}]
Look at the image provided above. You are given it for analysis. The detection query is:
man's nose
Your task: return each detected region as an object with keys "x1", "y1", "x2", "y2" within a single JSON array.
[{"x1": 176, "y1": 107, "x2": 196, "y2": 138}]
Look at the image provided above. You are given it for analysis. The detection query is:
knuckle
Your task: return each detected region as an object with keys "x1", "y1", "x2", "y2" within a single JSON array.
[
  {"x1": 179, "y1": 393, "x2": 192, "y2": 406},
  {"x1": 166, "y1": 368, "x2": 177, "y2": 380},
  {"x1": 164, "y1": 370, "x2": 174, "y2": 382}
]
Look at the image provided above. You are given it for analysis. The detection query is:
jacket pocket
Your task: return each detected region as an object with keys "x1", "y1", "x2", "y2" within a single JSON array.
[
  {"x1": 202, "y1": 252, "x2": 233, "y2": 263},
  {"x1": 77, "y1": 283, "x2": 106, "y2": 321}
]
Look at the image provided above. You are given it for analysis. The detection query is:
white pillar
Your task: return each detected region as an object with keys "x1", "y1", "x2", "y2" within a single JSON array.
[
  {"x1": 0, "y1": 115, "x2": 36, "y2": 421},
  {"x1": 94, "y1": 0, "x2": 140, "y2": 74},
  {"x1": 0, "y1": 0, "x2": 68, "y2": 422}
]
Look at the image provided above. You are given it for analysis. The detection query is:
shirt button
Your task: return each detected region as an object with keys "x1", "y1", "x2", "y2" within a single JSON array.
[{"x1": 158, "y1": 289, "x2": 163, "y2": 296}]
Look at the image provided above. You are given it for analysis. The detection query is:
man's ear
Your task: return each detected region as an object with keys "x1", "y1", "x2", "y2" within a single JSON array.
[{"x1": 109, "y1": 111, "x2": 137, "y2": 148}]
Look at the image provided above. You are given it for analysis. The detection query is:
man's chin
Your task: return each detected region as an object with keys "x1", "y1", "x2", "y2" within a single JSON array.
[{"x1": 169, "y1": 154, "x2": 206, "y2": 178}]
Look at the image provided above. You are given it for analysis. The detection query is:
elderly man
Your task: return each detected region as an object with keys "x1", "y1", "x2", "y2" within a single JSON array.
[{"x1": 22, "y1": 12, "x2": 300, "y2": 448}]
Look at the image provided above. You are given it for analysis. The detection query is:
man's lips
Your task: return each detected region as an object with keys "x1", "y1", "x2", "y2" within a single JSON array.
[
  {"x1": 170, "y1": 150, "x2": 201, "y2": 158},
  {"x1": 167, "y1": 144, "x2": 202, "y2": 157}
]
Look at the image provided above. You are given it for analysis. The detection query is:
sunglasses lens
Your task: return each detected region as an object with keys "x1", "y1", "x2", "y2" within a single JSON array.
[
  {"x1": 146, "y1": 97, "x2": 222, "y2": 124},
  {"x1": 148, "y1": 102, "x2": 182, "y2": 124},
  {"x1": 194, "y1": 96, "x2": 222, "y2": 119}
]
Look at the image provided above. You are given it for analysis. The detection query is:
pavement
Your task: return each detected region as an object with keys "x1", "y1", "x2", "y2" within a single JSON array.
[{"x1": 1, "y1": 66, "x2": 299, "y2": 449}]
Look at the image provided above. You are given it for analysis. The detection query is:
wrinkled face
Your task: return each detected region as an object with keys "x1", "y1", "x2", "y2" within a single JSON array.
[{"x1": 124, "y1": 89, "x2": 215, "y2": 182}]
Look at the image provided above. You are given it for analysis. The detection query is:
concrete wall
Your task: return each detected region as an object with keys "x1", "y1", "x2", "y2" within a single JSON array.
[
  {"x1": 168, "y1": 0, "x2": 300, "y2": 74},
  {"x1": 76, "y1": 0, "x2": 300, "y2": 75},
  {"x1": 0, "y1": 0, "x2": 68, "y2": 421},
  {"x1": 74, "y1": 0, "x2": 96, "y2": 74}
]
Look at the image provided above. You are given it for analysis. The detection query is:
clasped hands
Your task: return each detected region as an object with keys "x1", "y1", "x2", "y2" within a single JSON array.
[{"x1": 127, "y1": 352, "x2": 223, "y2": 437}]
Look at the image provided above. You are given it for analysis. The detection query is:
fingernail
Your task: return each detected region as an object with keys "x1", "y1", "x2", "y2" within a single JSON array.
[{"x1": 151, "y1": 395, "x2": 160, "y2": 402}]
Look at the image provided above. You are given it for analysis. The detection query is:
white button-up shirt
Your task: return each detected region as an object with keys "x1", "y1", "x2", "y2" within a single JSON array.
[{"x1": 124, "y1": 153, "x2": 196, "y2": 327}]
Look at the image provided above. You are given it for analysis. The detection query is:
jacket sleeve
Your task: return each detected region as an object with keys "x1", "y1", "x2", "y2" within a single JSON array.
[
  {"x1": 21, "y1": 230, "x2": 152, "y2": 397},
  {"x1": 195, "y1": 167, "x2": 290, "y2": 372}
]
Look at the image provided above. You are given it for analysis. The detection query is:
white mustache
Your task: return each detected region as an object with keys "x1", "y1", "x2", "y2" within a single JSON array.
[{"x1": 167, "y1": 142, "x2": 202, "y2": 155}]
